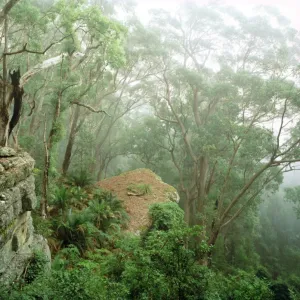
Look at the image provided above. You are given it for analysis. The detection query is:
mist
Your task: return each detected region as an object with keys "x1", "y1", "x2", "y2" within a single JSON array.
[{"x1": 0, "y1": 0, "x2": 300, "y2": 298}]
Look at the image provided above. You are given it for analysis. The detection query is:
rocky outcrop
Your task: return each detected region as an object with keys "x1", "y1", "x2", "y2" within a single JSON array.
[
  {"x1": 0, "y1": 147, "x2": 50, "y2": 284},
  {"x1": 98, "y1": 168, "x2": 180, "y2": 233}
]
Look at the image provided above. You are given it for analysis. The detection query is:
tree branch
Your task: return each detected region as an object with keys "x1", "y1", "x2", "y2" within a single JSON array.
[
  {"x1": 71, "y1": 101, "x2": 110, "y2": 116},
  {"x1": 4, "y1": 35, "x2": 70, "y2": 56},
  {"x1": 272, "y1": 98, "x2": 288, "y2": 159},
  {"x1": 221, "y1": 165, "x2": 285, "y2": 229},
  {"x1": 271, "y1": 159, "x2": 300, "y2": 165},
  {"x1": 155, "y1": 112, "x2": 178, "y2": 124},
  {"x1": 0, "y1": 0, "x2": 20, "y2": 25},
  {"x1": 20, "y1": 52, "x2": 84, "y2": 87}
]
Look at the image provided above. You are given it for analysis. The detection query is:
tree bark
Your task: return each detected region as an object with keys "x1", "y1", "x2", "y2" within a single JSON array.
[
  {"x1": 62, "y1": 105, "x2": 80, "y2": 174},
  {"x1": 41, "y1": 93, "x2": 62, "y2": 217},
  {"x1": 0, "y1": 0, "x2": 20, "y2": 25},
  {"x1": 0, "y1": 16, "x2": 9, "y2": 146},
  {"x1": 197, "y1": 156, "x2": 209, "y2": 213}
]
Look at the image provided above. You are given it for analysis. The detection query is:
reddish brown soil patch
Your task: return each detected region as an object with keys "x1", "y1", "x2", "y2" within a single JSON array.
[{"x1": 98, "y1": 169, "x2": 176, "y2": 232}]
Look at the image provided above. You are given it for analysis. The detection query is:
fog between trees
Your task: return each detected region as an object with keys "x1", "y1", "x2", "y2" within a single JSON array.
[{"x1": 1, "y1": 0, "x2": 300, "y2": 299}]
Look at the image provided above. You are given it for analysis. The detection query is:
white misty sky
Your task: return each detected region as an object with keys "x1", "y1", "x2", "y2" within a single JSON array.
[{"x1": 135, "y1": 0, "x2": 300, "y2": 29}]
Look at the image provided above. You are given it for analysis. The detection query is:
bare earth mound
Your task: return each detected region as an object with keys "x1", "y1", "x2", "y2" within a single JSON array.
[{"x1": 98, "y1": 169, "x2": 179, "y2": 233}]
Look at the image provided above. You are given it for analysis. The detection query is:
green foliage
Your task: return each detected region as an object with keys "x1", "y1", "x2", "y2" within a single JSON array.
[
  {"x1": 206, "y1": 271, "x2": 273, "y2": 300},
  {"x1": 52, "y1": 211, "x2": 99, "y2": 254},
  {"x1": 87, "y1": 190, "x2": 128, "y2": 232},
  {"x1": 23, "y1": 251, "x2": 50, "y2": 284},
  {"x1": 67, "y1": 170, "x2": 94, "y2": 187},
  {"x1": 148, "y1": 202, "x2": 186, "y2": 231},
  {"x1": 3, "y1": 0, "x2": 300, "y2": 298},
  {"x1": 50, "y1": 184, "x2": 88, "y2": 213},
  {"x1": 285, "y1": 186, "x2": 300, "y2": 218},
  {"x1": 50, "y1": 185, "x2": 72, "y2": 213},
  {"x1": 270, "y1": 283, "x2": 292, "y2": 300},
  {"x1": 46, "y1": 187, "x2": 128, "y2": 254},
  {"x1": 121, "y1": 226, "x2": 210, "y2": 300},
  {"x1": 32, "y1": 213, "x2": 53, "y2": 238}
]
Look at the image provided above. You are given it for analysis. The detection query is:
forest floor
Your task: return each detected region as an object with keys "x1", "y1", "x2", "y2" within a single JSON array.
[{"x1": 98, "y1": 168, "x2": 177, "y2": 232}]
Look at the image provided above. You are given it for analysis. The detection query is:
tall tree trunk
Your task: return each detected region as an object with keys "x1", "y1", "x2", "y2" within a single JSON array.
[
  {"x1": 62, "y1": 105, "x2": 80, "y2": 174},
  {"x1": 41, "y1": 94, "x2": 61, "y2": 217},
  {"x1": 0, "y1": 0, "x2": 21, "y2": 25},
  {"x1": 29, "y1": 94, "x2": 45, "y2": 134},
  {"x1": 200, "y1": 227, "x2": 220, "y2": 266},
  {"x1": 0, "y1": 16, "x2": 9, "y2": 146},
  {"x1": 0, "y1": 109, "x2": 9, "y2": 146},
  {"x1": 96, "y1": 160, "x2": 104, "y2": 181},
  {"x1": 197, "y1": 156, "x2": 208, "y2": 212},
  {"x1": 184, "y1": 195, "x2": 191, "y2": 225}
]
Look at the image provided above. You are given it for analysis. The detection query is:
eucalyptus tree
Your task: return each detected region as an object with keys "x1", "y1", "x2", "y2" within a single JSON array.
[
  {"x1": 131, "y1": 4, "x2": 300, "y2": 252},
  {"x1": 0, "y1": 0, "x2": 48, "y2": 146},
  {"x1": 62, "y1": 18, "x2": 162, "y2": 179},
  {"x1": 0, "y1": 0, "x2": 127, "y2": 216},
  {"x1": 37, "y1": 0, "x2": 127, "y2": 217}
]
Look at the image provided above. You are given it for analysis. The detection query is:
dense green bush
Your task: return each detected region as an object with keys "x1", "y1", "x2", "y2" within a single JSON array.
[
  {"x1": 206, "y1": 270, "x2": 273, "y2": 300},
  {"x1": 87, "y1": 189, "x2": 129, "y2": 232},
  {"x1": 52, "y1": 211, "x2": 100, "y2": 253},
  {"x1": 121, "y1": 227, "x2": 210, "y2": 299},
  {"x1": 23, "y1": 250, "x2": 50, "y2": 284},
  {"x1": 0, "y1": 200, "x2": 287, "y2": 300},
  {"x1": 0, "y1": 247, "x2": 128, "y2": 300},
  {"x1": 50, "y1": 185, "x2": 72, "y2": 213},
  {"x1": 270, "y1": 283, "x2": 292, "y2": 300},
  {"x1": 46, "y1": 188, "x2": 129, "y2": 254},
  {"x1": 67, "y1": 170, "x2": 94, "y2": 187},
  {"x1": 148, "y1": 202, "x2": 186, "y2": 231},
  {"x1": 3, "y1": 193, "x2": 295, "y2": 300}
]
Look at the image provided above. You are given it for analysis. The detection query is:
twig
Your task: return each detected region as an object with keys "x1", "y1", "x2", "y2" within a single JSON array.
[
  {"x1": 4, "y1": 35, "x2": 71, "y2": 56},
  {"x1": 71, "y1": 101, "x2": 111, "y2": 116}
]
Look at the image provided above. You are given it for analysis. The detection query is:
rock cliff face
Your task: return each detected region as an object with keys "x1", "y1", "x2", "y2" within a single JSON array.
[{"x1": 0, "y1": 147, "x2": 50, "y2": 284}]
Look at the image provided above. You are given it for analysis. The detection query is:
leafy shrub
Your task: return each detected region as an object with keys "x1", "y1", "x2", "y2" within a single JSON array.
[
  {"x1": 0, "y1": 246, "x2": 128, "y2": 300},
  {"x1": 95, "y1": 202, "x2": 210, "y2": 300},
  {"x1": 69, "y1": 186, "x2": 88, "y2": 209},
  {"x1": 206, "y1": 270, "x2": 274, "y2": 300},
  {"x1": 256, "y1": 266, "x2": 272, "y2": 280},
  {"x1": 52, "y1": 211, "x2": 100, "y2": 254},
  {"x1": 121, "y1": 226, "x2": 210, "y2": 299},
  {"x1": 67, "y1": 170, "x2": 94, "y2": 187},
  {"x1": 32, "y1": 213, "x2": 53, "y2": 238},
  {"x1": 148, "y1": 202, "x2": 186, "y2": 231},
  {"x1": 270, "y1": 283, "x2": 292, "y2": 300},
  {"x1": 87, "y1": 190, "x2": 128, "y2": 232},
  {"x1": 23, "y1": 250, "x2": 50, "y2": 284},
  {"x1": 49, "y1": 190, "x2": 128, "y2": 254},
  {"x1": 50, "y1": 185, "x2": 72, "y2": 213},
  {"x1": 287, "y1": 274, "x2": 300, "y2": 297},
  {"x1": 50, "y1": 185, "x2": 89, "y2": 214}
]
